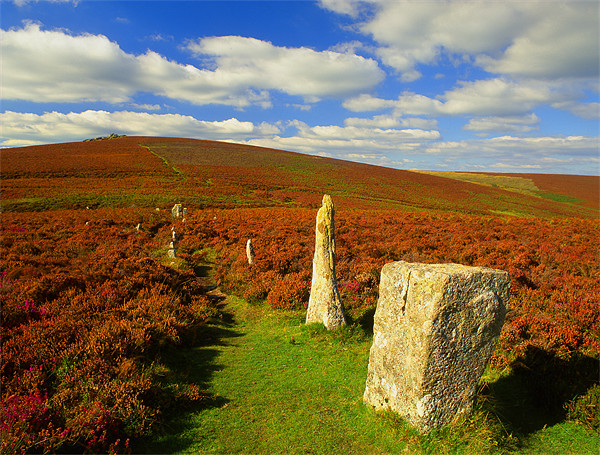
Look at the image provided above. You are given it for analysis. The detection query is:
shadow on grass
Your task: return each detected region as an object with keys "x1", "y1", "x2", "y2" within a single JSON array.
[
  {"x1": 483, "y1": 345, "x2": 598, "y2": 436},
  {"x1": 135, "y1": 315, "x2": 244, "y2": 453},
  {"x1": 354, "y1": 306, "x2": 376, "y2": 336},
  {"x1": 192, "y1": 263, "x2": 213, "y2": 279}
]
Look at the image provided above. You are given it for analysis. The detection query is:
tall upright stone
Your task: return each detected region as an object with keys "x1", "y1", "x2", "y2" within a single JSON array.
[
  {"x1": 306, "y1": 194, "x2": 347, "y2": 330},
  {"x1": 363, "y1": 261, "x2": 510, "y2": 433},
  {"x1": 246, "y1": 239, "x2": 255, "y2": 265}
]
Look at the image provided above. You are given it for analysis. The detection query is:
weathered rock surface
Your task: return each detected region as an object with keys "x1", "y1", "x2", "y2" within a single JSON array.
[
  {"x1": 172, "y1": 204, "x2": 184, "y2": 218},
  {"x1": 167, "y1": 241, "x2": 177, "y2": 259},
  {"x1": 363, "y1": 261, "x2": 510, "y2": 433},
  {"x1": 306, "y1": 194, "x2": 347, "y2": 330},
  {"x1": 246, "y1": 239, "x2": 255, "y2": 265}
]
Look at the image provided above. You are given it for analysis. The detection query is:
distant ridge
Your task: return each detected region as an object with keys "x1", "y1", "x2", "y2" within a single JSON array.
[{"x1": 1, "y1": 136, "x2": 597, "y2": 218}]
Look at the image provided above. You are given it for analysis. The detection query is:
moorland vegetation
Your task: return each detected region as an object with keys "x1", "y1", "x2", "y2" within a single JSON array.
[{"x1": 1, "y1": 137, "x2": 598, "y2": 453}]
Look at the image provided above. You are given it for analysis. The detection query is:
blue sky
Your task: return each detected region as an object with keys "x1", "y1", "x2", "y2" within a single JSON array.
[{"x1": 1, "y1": 0, "x2": 599, "y2": 175}]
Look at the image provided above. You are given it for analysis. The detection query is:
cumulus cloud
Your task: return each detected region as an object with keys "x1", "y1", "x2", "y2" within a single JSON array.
[
  {"x1": 1, "y1": 24, "x2": 384, "y2": 107},
  {"x1": 424, "y1": 135, "x2": 598, "y2": 163},
  {"x1": 2, "y1": 108, "x2": 596, "y2": 174},
  {"x1": 476, "y1": 3, "x2": 599, "y2": 79},
  {"x1": 326, "y1": 1, "x2": 598, "y2": 82},
  {"x1": 552, "y1": 102, "x2": 600, "y2": 121},
  {"x1": 129, "y1": 103, "x2": 161, "y2": 111},
  {"x1": 2, "y1": 22, "x2": 138, "y2": 103},
  {"x1": 244, "y1": 120, "x2": 440, "y2": 157},
  {"x1": 185, "y1": 35, "x2": 384, "y2": 101},
  {"x1": 344, "y1": 115, "x2": 438, "y2": 129},
  {"x1": 0, "y1": 110, "x2": 280, "y2": 146},
  {"x1": 318, "y1": 0, "x2": 364, "y2": 18},
  {"x1": 463, "y1": 114, "x2": 540, "y2": 135},
  {"x1": 345, "y1": 78, "x2": 578, "y2": 117},
  {"x1": 246, "y1": 128, "x2": 598, "y2": 174}
]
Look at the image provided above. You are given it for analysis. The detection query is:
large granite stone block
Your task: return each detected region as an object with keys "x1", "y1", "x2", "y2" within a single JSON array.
[{"x1": 363, "y1": 261, "x2": 510, "y2": 432}]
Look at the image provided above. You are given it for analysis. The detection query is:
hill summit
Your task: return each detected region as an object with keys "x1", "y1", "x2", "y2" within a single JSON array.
[{"x1": 1, "y1": 136, "x2": 597, "y2": 218}]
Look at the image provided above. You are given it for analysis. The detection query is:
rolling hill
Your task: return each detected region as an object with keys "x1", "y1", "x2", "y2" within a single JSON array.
[{"x1": 1, "y1": 136, "x2": 597, "y2": 218}]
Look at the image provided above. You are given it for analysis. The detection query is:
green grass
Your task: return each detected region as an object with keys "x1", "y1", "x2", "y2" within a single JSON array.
[
  {"x1": 538, "y1": 191, "x2": 584, "y2": 205},
  {"x1": 415, "y1": 171, "x2": 541, "y2": 195},
  {"x1": 134, "y1": 293, "x2": 598, "y2": 454}
]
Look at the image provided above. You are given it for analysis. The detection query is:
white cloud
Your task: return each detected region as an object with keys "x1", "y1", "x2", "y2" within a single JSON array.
[
  {"x1": 2, "y1": 109, "x2": 597, "y2": 174},
  {"x1": 12, "y1": 0, "x2": 75, "y2": 6},
  {"x1": 425, "y1": 135, "x2": 598, "y2": 159},
  {"x1": 342, "y1": 93, "x2": 397, "y2": 112},
  {"x1": 463, "y1": 114, "x2": 540, "y2": 134},
  {"x1": 344, "y1": 115, "x2": 438, "y2": 129},
  {"x1": 289, "y1": 120, "x2": 439, "y2": 141},
  {"x1": 0, "y1": 110, "x2": 280, "y2": 146},
  {"x1": 1, "y1": 24, "x2": 384, "y2": 107},
  {"x1": 185, "y1": 35, "x2": 384, "y2": 101},
  {"x1": 318, "y1": 0, "x2": 364, "y2": 18},
  {"x1": 440, "y1": 78, "x2": 569, "y2": 116},
  {"x1": 423, "y1": 135, "x2": 599, "y2": 173},
  {"x1": 129, "y1": 103, "x2": 162, "y2": 111},
  {"x1": 2, "y1": 22, "x2": 138, "y2": 103},
  {"x1": 345, "y1": 78, "x2": 576, "y2": 117},
  {"x1": 552, "y1": 102, "x2": 600, "y2": 120},
  {"x1": 244, "y1": 120, "x2": 440, "y2": 157},
  {"x1": 477, "y1": 3, "x2": 599, "y2": 79},
  {"x1": 333, "y1": 1, "x2": 598, "y2": 82},
  {"x1": 147, "y1": 33, "x2": 173, "y2": 42},
  {"x1": 246, "y1": 130, "x2": 599, "y2": 174}
]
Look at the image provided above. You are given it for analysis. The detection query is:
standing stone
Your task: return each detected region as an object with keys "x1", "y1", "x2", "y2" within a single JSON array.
[
  {"x1": 167, "y1": 241, "x2": 177, "y2": 259},
  {"x1": 172, "y1": 204, "x2": 183, "y2": 218},
  {"x1": 363, "y1": 261, "x2": 510, "y2": 433},
  {"x1": 246, "y1": 239, "x2": 255, "y2": 265},
  {"x1": 306, "y1": 194, "x2": 347, "y2": 330}
]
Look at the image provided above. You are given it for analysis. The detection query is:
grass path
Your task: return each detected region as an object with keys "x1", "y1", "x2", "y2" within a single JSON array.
[
  {"x1": 141, "y1": 293, "x2": 417, "y2": 453},
  {"x1": 137, "y1": 280, "x2": 599, "y2": 454}
]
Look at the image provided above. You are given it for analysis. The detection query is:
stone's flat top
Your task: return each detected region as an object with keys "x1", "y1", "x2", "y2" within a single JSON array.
[{"x1": 383, "y1": 261, "x2": 508, "y2": 276}]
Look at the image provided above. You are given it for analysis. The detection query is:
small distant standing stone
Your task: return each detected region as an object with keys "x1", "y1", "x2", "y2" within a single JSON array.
[
  {"x1": 363, "y1": 261, "x2": 510, "y2": 433},
  {"x1": 167, "y1": 241, "x2": 177, "y2": 258},
  {"x1": 305, "y1": 194, "x2": 347, "y2": 330},
  {"x1": 136, "y1": 223, "x2": 142, "y2": 231},
  {"x1": 246, "y1": 239, "x2": 255, "y2": 265},
  {"x1": 172, "y1": 204, "x2": 184, "y2": 218}
]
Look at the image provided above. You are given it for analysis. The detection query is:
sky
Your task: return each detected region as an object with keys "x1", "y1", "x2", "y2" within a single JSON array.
[{"x1": 1, "y1": 0, "x2": 599, "y2": 175}]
